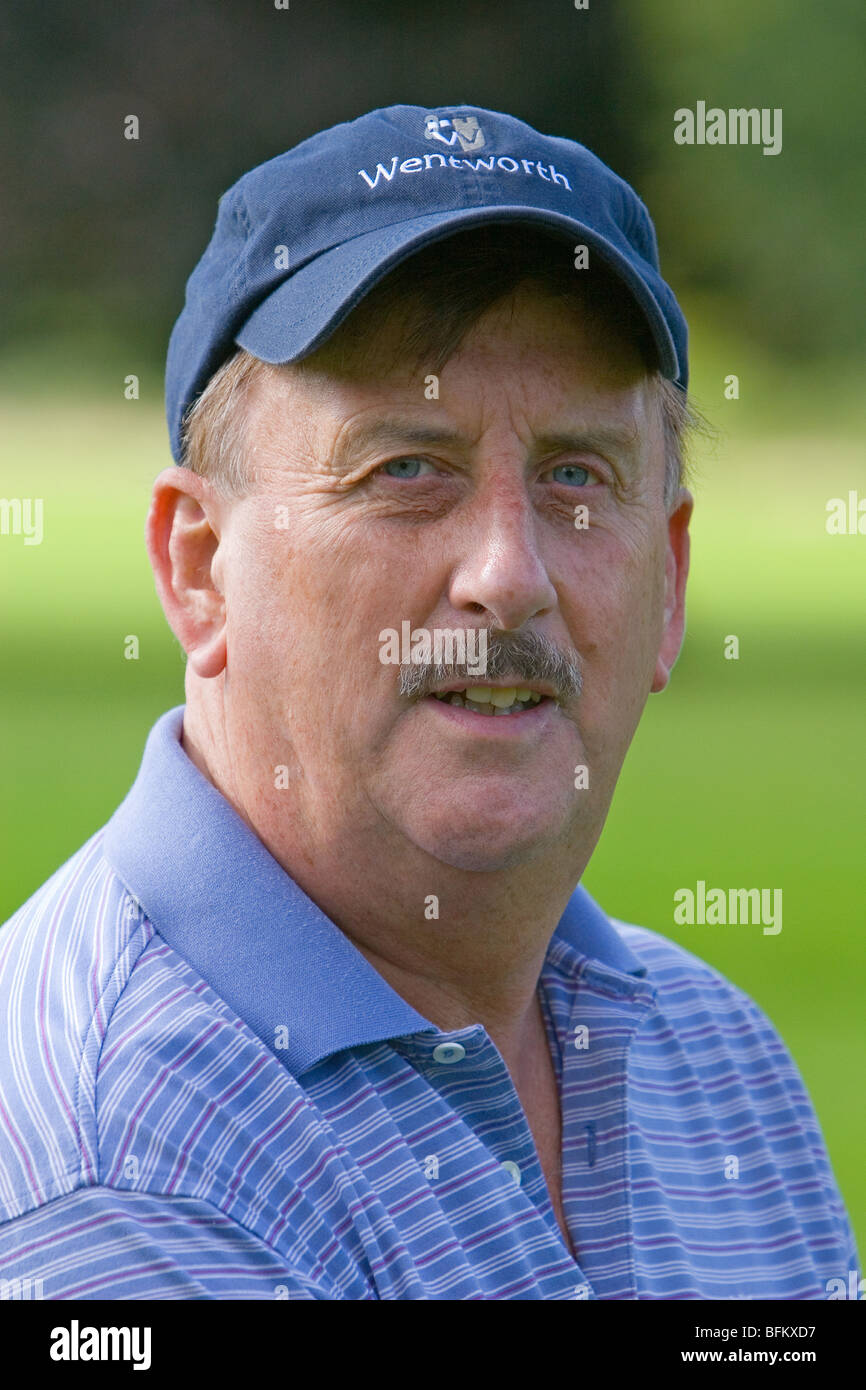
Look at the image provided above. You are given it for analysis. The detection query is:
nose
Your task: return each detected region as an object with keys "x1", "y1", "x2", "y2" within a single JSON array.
[{"x1": 447, "y1": 471, "x2": 557, "y2": 631}]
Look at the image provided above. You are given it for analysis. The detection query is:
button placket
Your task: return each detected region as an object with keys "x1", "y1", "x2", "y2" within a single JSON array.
[
  {"x1": 421, "y1": 1032, "x2": 541, "y2": 1168},
  {"x1": 399, "y1": 1027, "x2": 592, "y2": 1292},
  {"x1": 561, "y1": 976, "x2": 656, "y2": 1298}
]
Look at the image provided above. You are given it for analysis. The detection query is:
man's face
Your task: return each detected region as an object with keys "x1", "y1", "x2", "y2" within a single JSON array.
[{"x1": 212, "y1": 284, "x2": 690, "y2": 874}]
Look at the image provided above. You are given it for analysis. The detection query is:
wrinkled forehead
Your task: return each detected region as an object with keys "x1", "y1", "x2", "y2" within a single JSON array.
[
  {"x1": 256, "y1": 286, "x2": 653, "y2": 409},
  {"x1": 244, "y1": 303, "x2": 660, "y2": 482}
]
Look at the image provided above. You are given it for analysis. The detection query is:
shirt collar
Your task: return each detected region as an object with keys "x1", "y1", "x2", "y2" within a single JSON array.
[{"x1": 104, "y1": 705, "x2": 646, "y2": 1075}]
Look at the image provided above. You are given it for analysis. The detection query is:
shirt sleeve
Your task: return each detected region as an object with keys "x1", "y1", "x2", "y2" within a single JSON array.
[{"x1": 0, "y1": 1185, "x2": 347, "y2": 1300}]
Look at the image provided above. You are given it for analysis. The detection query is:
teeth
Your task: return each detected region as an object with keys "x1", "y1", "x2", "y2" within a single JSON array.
[{"x1": 431, "y1": 688, "x2": 547, "y2": 712}]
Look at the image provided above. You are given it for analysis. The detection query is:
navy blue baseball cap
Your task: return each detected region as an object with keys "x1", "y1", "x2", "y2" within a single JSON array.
[{"x1": 166, "y1": 103, "x2": 689, "y2": 462}]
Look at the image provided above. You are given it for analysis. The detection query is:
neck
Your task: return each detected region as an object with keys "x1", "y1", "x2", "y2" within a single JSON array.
[{"x1": 180, "y1": 694, "x2": 598, "y2": 1072}]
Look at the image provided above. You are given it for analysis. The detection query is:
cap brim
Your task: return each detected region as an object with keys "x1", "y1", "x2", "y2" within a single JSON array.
[{"x1": 235, "y1": 205, "x2": 681, "y2": 383}]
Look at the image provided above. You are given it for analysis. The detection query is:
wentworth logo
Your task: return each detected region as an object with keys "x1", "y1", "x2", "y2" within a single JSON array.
[
  {"x1": 358, "y1": 153, "x2": 571, "y2": 191},
  {"x1": 424, "y1": 113, "x2": 485, "y2": 151}
]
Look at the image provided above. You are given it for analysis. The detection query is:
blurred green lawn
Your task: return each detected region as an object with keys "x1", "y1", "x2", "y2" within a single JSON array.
[{"x1": 1, "y1": 346, "x2": 864, "y2": 1262}]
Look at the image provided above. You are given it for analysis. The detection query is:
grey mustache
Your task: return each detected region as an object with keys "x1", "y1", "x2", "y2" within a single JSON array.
[{"x1": 399, "y1": 629, "x2": 583, "y2": 700}]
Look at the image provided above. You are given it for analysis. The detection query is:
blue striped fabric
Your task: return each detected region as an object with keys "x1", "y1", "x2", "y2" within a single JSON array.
[{"x1": 0, "y1": 706, "x2": 856, "y2": 1300}]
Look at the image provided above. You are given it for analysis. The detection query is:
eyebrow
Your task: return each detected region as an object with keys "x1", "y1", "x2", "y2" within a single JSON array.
[
  {"x1": 331, "y1": 417, "x2": 643, "y2": 486},
  {"x1": 531, "y1": 425, "x2": 643, "y2": 463},
  {"x1": 331, "y1": 421, "x2": 463, "y2": 484}
]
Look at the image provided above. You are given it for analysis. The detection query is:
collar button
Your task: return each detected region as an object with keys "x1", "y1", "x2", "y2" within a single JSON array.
[{"x1": 432, "y1": 1042, "x2": 466, "y2": 1065}]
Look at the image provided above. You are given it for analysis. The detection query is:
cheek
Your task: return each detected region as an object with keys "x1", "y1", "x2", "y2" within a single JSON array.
[
  {"x1": 229, "y1": 512, "x2": 343, "y2": 648},
  {"x1": 279, "y1": 506, "x2": 443, "y2": 664},
  {"x1": 220, "y1": 519, "x2": 407, "y2": 743},
  {"x1": 221, "y1": 524, "x2": 319, "y2": 702},
  {"x1": 564, "y1": 530, "x2": 667, "y2": 710}
]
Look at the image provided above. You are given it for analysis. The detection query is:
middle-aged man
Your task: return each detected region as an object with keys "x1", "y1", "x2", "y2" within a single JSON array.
[{"x1": 0, "y1": 105, "x2": 857, "y2": 1300}]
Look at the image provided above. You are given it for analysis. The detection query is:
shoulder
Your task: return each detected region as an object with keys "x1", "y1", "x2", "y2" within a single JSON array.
[
  {"x1": 607, "y1": 917, "x2": 847, "y2": 1187},
  {"x1": 0, "y1": 1186, "x2": 344, "y2": 1299},
  {"x1": 0, "y1": 830, "x2": 156, "y2": 1220},
  {"x1": 610, "y1": 916, "x2": 776, "y2": 1025},
  {"x1": 601, "y1": 915, "x2": 859, "y2": 1279},
  {"x1": 0, "y1": 832, "x2": 350, "y2": 1260}
]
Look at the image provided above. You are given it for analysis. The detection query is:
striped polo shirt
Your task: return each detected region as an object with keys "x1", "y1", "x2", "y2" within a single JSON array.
[{"x1": 0, "y1": 705, "x2": 856, "y2": 1300}]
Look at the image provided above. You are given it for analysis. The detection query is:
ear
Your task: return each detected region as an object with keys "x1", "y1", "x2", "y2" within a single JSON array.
[
  {"x1": 145, "y1": 466, "x2": 229, "y2": 679},
  {"x1": 651, "y1": 488, "x2": 693, "y2": 694}
]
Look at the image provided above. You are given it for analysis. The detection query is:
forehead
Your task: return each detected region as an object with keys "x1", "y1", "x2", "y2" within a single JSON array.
[
  {"x1": 254, "y1": 283, "x2": 655, "y2": 430},
  {"x1": 440, "y1": 285, "x2": 650, "y2": 390}
]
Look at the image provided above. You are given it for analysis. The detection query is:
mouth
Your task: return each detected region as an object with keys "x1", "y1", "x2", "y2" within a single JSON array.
[{"x1": 425, "y1": 683, "x2": 555, "y2": 717}]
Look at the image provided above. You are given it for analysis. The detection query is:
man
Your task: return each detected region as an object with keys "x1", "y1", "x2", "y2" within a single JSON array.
[{"x1": 0, "y1": 105, "x2": 856, "y2": 1300}]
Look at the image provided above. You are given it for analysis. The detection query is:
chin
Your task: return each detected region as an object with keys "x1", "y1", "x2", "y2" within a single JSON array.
[
  {"x1": 427, "y1": 841, "x2": 547, "y2": 873},
  {"x1": 406, "y1": 807, "x2": 565, "y2": 873}
]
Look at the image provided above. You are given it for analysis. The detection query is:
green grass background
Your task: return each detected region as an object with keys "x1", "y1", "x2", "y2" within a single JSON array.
[{"x1": 1, "y1": 310, "x2": 864, "y2": 1259}]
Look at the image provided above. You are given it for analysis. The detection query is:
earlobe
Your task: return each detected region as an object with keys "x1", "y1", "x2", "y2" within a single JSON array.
[
  {"x1": 188, "y1": 630, "x2": 227, "y2": 679},
  {"x1": 651, "y1": 658, "x2": 671, "y2": 694}
]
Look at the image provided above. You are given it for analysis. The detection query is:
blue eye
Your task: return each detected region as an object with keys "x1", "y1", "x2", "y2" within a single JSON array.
[
  {"x1": 551, "y1": 464, "x2": 591, "y2": 486},
  {"x1": 381, "y1": 457, "x2": 433, "y2": 478}
]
